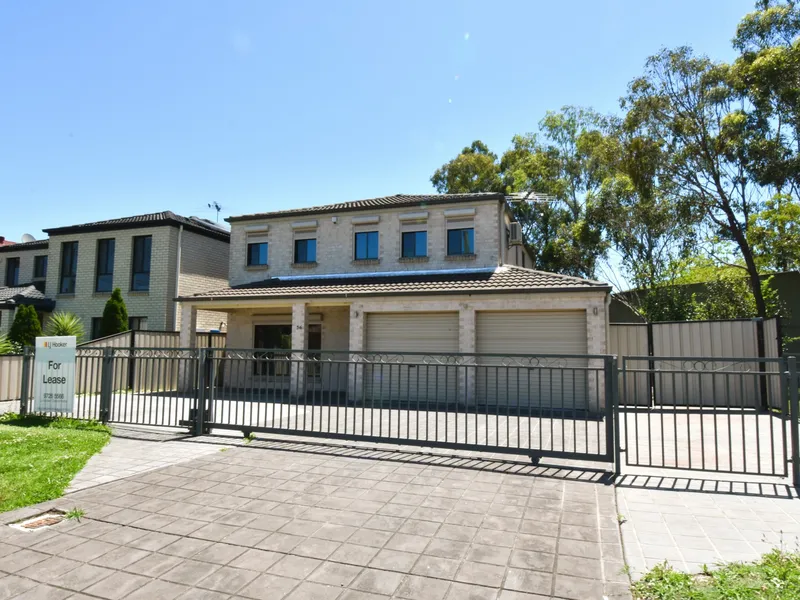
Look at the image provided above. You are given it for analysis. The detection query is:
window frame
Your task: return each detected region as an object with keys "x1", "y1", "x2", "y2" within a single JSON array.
[
  {"x1": 95, "y1": 238, "x2": 115, "y2": 293},
  {"x1": 5, "y1": 257, "x2": 20, "y2": 287},
  {"x1": 91, "y1": 317, "x2": 103, "y2": 340},
  {"x1": 128, "y1": 316, "x2": 148, "y2": 331},
  {"x1": 294, "y1": 238, "x2": 317, "y2": 264},
  {"x1": 246, "y1": 241, "x2": 269, "y2": 266},
  {"x1": 59, "y1": 241, "x2": 79, "y2": 294},
  {"x1": 131, "y1": 235, "x2": 152, "y2": 292},
  {"x1": 401, "y1": 231, "x2": 428, "y2": 258},
  {"x1": 446, "y1": 227, "x2": 475, "y2": 256},
  {"x1": 354, "y1": 231, "x2": 379, "y2": 260},
  {"x1": 33, "y1": 255, "x2": 48, "y2": 279}
]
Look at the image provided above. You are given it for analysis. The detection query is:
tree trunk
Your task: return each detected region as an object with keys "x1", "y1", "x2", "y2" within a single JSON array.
[{"x1": 731, "y1": 224, "x2": 768, "y2": 318}]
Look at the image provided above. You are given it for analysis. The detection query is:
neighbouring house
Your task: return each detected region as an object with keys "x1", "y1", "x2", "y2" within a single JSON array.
[
  {"x1": 0, "y1": 211, "x2": 231, "y2": 340},
  {"x1": 177, "y1": 192, "x2": 611, "y2": 407}
]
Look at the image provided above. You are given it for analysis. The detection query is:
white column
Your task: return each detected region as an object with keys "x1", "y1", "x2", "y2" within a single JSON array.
[
  {"x1": 348, "y1": 304, "x2": 364, "y2": 403},
  {"x1": 290, "y1": 302, "x2": 309, "y2": 398},
  {"x1": 459, "y1": 305, "x2": 476, "y2": 405}
]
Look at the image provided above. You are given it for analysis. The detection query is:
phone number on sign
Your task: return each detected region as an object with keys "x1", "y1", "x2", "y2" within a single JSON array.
[{"x1": 42, "y1": 393, "x2": 65, "y2": 400}]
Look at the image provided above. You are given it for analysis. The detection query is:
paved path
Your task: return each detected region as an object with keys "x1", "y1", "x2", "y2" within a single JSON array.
[
  {"x1": 67, "y1": 426, "x2": 224, "y2": 492},
  {"x1": 0, "y1": 440, "x2": 629, "y2": 600}
]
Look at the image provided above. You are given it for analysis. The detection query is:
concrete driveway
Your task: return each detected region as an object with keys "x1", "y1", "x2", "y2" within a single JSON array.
[{"x1": 0, "y1": 439, "x2": 629, "y2": 600}]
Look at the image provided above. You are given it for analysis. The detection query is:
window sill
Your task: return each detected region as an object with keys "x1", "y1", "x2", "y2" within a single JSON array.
[
  {"x1": 129, "y1": 290, "x2": 150, "y2": 296},
  {"x1": 445, "y1": 253, "x2": 477, "y2": 261},
  {"x1": 93, "y1": 292, "x2": 112, "y2": 298},
  {"x1": 399, "y1": 256, "x2": 429, "y2": 263},
  {"x1": 292, "y1": 262, "x2": 318, "y2": 269},
  {"x1": 246, "y1": 265, "x2": 269, "y2": 271},
  {"x1": 56, "y1": 293, "x2": 75, "y2": 299},
  {"x1": 352, "y1": 258, "x2": 380, "y2": 265}
]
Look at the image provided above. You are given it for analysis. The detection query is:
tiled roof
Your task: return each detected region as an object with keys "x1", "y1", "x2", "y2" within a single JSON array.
[
  {"x1": 179, "y1": 266, "x2": 609, "y2": 302},
  {"x1": 43, "y1": 211, "x2": 230, "y2": 241},
  {"x1": 226, "y1": 193, "x2": 506, "y2": 222},
  {"x1": 0, "y1": 239, "x2": 49, "y2": 253},
  {"x1": 0, "y1": 285, "x2": 54, "y2": 310}
]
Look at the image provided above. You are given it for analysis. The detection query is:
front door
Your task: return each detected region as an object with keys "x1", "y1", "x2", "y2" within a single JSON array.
[{"x1": 253, "y1": 324, "x2": 322, "y2": 379}]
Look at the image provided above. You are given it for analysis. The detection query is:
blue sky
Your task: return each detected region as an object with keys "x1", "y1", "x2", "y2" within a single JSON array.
[{"x1": 2, "y1": 0, "x2": 754, "y2": 242}]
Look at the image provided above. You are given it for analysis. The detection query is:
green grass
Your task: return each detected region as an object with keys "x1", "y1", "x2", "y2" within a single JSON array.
[
  {"x1": 632, "y1": 550, "x2": 800, "y2": 599},
  {"x1": 0, "y1": 413, "x2": 111, "y2": 513}
]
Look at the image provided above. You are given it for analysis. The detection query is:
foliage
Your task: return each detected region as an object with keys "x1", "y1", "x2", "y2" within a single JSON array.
[
  {"x1": 430, "y1": 140, "x2": 503, "y2": 194},
  {"x1": 9, "y1": 305, "x2": 42, "y2": 347},
  {"x1": 689, "y1": 272, "x2": 782, "y2": 320},
  {"x1": 750, "y1": 195, "x2": 800, "y2": 270},
  {"x1": 631, "y1": 549, "x2": 800, "y2": 599},
  {"x1": 0, "y1": 414, "x2": 110, "y2": 513},
  {"x1": 44, "y1": 311, "x2": 86, "y2": 342},
  {"x1": 0, "y1": 334, "x2": 22, "y2": 356},
  {"x1": 99, "y1": 288, "x2": 129, "y2": 338}
]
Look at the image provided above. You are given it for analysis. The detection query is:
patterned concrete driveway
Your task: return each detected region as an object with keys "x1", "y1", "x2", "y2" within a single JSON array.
[{"x1": 0, "y1": 440, "x2": 629, "y2": 600}]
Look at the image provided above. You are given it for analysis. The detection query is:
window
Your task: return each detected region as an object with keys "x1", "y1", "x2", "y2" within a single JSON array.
[
  {"x1": 5, "y1": 258, "x2": 19, "y2": 286},
  {"x1": 447, "y1": 228, "x2": 475, "y2": 256},
  {"x1": 131, "y1": 236, "x2": 152, "y2": 291},
  {"x1": 128, "y1": 317, "x2": 148, "y2": 331},
  {"x1": 401, "y1": 231, "x2": 427, "y2": 258},
  {"x1": 253, "y1": 324, "x2": 292, "y2": 376},
  {"x1": 91, "y1": 318, "x2": 103, "y2": 340},
  {"x1": 354, "y1": 231, "x2": 379, "y2": 260},
  {"x1": 294, "y1": 238, "x2": 317, "y2": 264},
  {"x1": 59, "y1": 242, "x2": 78, "y2": 294},
  {"x1": 95, "y1": 239, "x2": 115, "y2": 293},
  {"x1": 247, "y1": 242, "x2": 268, "y2": 266},
  {"x1": 33, "y1": 255, "x2": 47, "y2": 279}
]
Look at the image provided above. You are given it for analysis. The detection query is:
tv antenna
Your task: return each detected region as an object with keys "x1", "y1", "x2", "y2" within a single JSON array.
[{"x1": 207, "y1": 202, "x2": 223, "y2": 222}]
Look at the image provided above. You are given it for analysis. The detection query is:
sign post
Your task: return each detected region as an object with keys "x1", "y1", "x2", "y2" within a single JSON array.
[{"x1": 33, "y1": 336, "x2": 76, "y2": 413}]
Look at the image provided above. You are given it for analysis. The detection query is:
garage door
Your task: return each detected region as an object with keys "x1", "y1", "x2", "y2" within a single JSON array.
[
  {"x1": 365, "y1": 312, "x2": 459, "y2": 404},
  {"x1": 476, "y1": 311, "x2": 589, "y2": 411}
]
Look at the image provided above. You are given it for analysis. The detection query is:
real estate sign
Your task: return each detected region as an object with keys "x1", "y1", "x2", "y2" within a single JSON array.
[{"x1": 33, "y1": 336, "x2": 76, "y2": 413}]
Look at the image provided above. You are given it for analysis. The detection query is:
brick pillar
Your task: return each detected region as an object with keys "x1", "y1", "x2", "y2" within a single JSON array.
[
  {"x1": 348, "y1": 304, "x2": 364, "y2": 403},
  {"x1": 586, "y1": 298, "x2": 608, "y2": 412},
  {"x1": 290, "y1": 302, "x2": 309, "y2": 399},
  {"x1": 179, "y1": 304, "x2": 198, "y2": 391},
  {"x1": 459, "y1": 305, "x2": 476, "y2": 406}
]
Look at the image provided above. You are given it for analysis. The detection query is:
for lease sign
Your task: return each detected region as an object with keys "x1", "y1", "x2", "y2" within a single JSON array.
[{"x1": 33, "y1": 336, "x2": 76, "y2": 413}]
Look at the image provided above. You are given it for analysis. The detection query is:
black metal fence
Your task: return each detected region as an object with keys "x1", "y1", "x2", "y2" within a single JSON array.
[{"x1": 15, "y1": 346, "x2": 800, "y2": 485}]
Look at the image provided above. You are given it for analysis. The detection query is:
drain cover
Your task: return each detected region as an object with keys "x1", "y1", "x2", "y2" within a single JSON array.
[{"x1": 9, "y1": 510, "x2": 66, "y2": 531}]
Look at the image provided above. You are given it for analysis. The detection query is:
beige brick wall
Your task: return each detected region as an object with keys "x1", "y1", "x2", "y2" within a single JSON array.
[
  {"x1": 0, "y1": 247, "x2": 49, "y2": 292},
  {"x1": 46, "y1": 226, "x2": 180, "y2": 334},
  {"x1": 176, "y1": 230, "x2": 230, "y2": 331},
  {"x1": 229, "y1": 201, "x2": 503, "y2": 286}
]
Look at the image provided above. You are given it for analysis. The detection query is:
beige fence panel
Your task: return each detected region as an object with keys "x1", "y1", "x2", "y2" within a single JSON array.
[
  {"x1": 763, "y1": 317, "x2": 783, "y2": 408},
  {"x1": 652, "y1": 320, "x2": 761, "y2": 407},
  {"x1": 196, "y1": 333, "x2": 227, "y2": 349},
  {"x1": 0, "y1": 356, "x2": 23, "y2": 402},
  {"x1": 135, "y1": 331, "x2": 180, "y2": 348},
  {"x1": 609, "y1": 324, "x2": 650, "y2": 406},
  {"x1": 76, "y1": 332, "x2": 132, "y2": 395}
]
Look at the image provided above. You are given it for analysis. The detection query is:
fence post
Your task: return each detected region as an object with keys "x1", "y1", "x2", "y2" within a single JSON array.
[
  {"x1": 646, "y1": 322, "x2": 656, "y2": 406},
  {"x1": 756, "y1": 318, "x2": 768, "y2": 411},
  {"x1": 99, "y1": 347, "x2": 114, "y2": 424},
  {"x1": 604, "y1": 356, "x2": 618, "y2": 470},
  {"x1": 788, "y1": 356, "x2": 799, "y2": 488},
  {"x1": 128, "y1": 329, "x2": 137, "y2": 390},
  {"x1": 194, "y1": 348, "x2": 207, "y2": 436},
  {"x1": 19, "y1": 346, "x2": 34, "y2": 417}
]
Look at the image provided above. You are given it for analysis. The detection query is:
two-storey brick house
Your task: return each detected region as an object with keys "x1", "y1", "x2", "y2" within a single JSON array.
[
  {"x1": 0, "y1": 211, "x2": 230, "y2": 339},
  {"x1": 177, "y1": 193, "x2": 611, "y2": 409}
]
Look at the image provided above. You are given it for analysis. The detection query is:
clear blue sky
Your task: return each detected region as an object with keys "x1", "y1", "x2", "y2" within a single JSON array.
[{"x1": 2, "y1": 0, "x2": 754, "y2": 241}]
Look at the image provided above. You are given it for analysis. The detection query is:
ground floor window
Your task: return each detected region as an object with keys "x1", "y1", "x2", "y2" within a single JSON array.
[
  {"x1": 129, "y1": 317, "x2": 148, "y2": 331},
  {"x1": 91, "y1": 318, "x2": 103, "y2": 340},
  {"x1": 253, "y1": 323, "x2": 321, "y2": 376}
]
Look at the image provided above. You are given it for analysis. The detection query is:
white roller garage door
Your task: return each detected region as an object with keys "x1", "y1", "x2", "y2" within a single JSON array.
[
  {"x1": 476, "y1": 311, "x2": 589, "y2": 410},
  {"x1": 365, "y1": 312, "x2": 459, "y2": 403}
]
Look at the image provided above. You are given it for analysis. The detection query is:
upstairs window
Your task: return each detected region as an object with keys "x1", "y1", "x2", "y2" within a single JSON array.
[
  {"x1": 247, "y1": 242, "x2": 268, "y2": 266},
  {"x1": 95, "y1": 239, "x2": 115, "y2": 292},
  {"x1": 401, "y1": 231, "x2": 427, "y2": 258},
  {"x1": 33, "y1": 255, "x2": 48, "y2": 279},
  {"x1": 354, "y1": 231, "x2": 379, "y2": 260},
  {"x1": 59, "y1": 242, "x2": 78, "y2": 294},
  {"x1": 5, "y1": 258, "x2": 19, "y2": 287},
  {"x1": 131, "y1": 235, "x2": 152, "y2": 291},
  {"x1": 294, "y1": 238, "x2": 317, "y2": 264},
  {"x1": 447, "y1": 228, "x2": 475, "y2": 256}
]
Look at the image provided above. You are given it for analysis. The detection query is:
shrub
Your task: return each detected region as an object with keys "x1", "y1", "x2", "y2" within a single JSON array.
[
  {"x1": 9, "y1": 305, "x2": 42, "y2": 347},
  {"x1": 44, "y1": 311, "x2": 86, "y2": 342},
  {"x1": 99, "y1": 288, "x2": 129, "y2": 338},
  {"x1": 0, "y1": 334, "x2": 22, "y2": 355}
]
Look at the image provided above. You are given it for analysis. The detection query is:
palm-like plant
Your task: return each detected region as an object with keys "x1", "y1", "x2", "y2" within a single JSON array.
[
  {"x1": 0, "y1": 334, "x2": 22, "y2": 355},
  {"x1": 44, "y1": 312, "x2": 86, "y2": 342}
]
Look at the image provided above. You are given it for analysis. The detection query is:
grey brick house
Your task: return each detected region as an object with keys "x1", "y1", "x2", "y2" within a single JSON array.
[
  {"x1": 0, "y1": 212, "x2": 230, "y2": 339},
  {"x1": 177, "y1": 193, "x2": 611, "y2": 408}
]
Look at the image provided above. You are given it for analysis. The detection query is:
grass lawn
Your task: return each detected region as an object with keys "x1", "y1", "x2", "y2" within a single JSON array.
[
  {"x1": 632, "y1": 549, "x2": 800, "y2": 599},
  {"x1": 0, "y1": 413, "x2": 111, "y2": 513}
]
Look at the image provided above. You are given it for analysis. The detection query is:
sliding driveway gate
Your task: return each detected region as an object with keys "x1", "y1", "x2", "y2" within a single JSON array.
[{"x1": 15, "y1": 346, "x2": 800, "y2": 484}]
